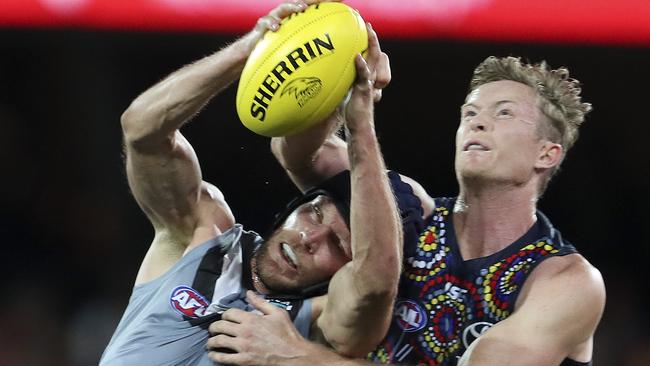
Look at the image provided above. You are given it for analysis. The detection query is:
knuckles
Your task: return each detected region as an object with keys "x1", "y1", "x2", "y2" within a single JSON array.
[{"x1": 208, "y1": 334, "x2": 228, "y2": 347}]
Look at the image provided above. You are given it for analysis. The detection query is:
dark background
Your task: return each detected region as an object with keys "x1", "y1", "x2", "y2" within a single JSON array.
[{"x1": 0, "y1": 29, "x2": 648, "y2": 365}]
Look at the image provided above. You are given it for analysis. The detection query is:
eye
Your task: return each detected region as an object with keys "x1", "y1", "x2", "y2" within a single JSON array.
[
  {"x1": 311, "y1": 202, "x2": 323, "y2": 223},
  {"x1": 497, "y1": 108, "x2": 513, "y2": 117},
  {"x1": 462, "y1": 110, "x2": 477, "y2": 118}
]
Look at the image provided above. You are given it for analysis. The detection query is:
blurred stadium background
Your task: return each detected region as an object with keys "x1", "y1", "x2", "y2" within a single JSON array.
[{"x1": 0, "y1": 0, "x2": 648, "y2": 365}]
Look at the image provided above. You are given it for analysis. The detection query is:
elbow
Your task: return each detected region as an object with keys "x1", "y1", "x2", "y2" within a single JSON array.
[
  {"x1": 120, "y1": 103, "x2": 145, "y2": 144},
  {"x1": 271, "y1": 137, "x2": 321, "y2": 175},
  {"x1": 322, "y1": 298, "x2": 395, "y2": 358},
  {"x1": 352, "y1": 268, "x2": 400, "y2": 307},
  {"x1": 354, "y1": 247, "x2": 401, "y2": 298},
  {"x1": 270, "y1": 137, "x2": 287, "y2": 167},
  {"x1": 332, "y1": 342, "x2": 374, "y2": 359},
  {"x1": 323, "y1": 322, "x2": 390, "y2": 359},
  {"x1": 364, "y1": 270, "x2": 400, "y2": 299},
  {"x1": 120, "y1": 102, "x2": 171, "y2": 150},
  {"x1": 270, "y1": 137, "x2": 314, "y2": 174}
]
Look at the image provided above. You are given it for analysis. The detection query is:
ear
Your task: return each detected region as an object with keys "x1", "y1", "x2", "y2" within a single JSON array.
[{"x1": 535, "y1": 141, "x2": 563, "y2": 169}]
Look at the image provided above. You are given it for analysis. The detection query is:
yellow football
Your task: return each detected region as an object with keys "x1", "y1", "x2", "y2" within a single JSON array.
[{"x1": 236, "y1": 2, "x2": 367, "y2": 137}]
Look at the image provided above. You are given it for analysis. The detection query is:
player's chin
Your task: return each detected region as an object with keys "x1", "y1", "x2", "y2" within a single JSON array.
[
  {"x1": 457, "y1": 152, "x2": 493, "y2": 167},
  {"x1": 277, "y1": 275, "x2": 328, "y2": 295},
  {"x1": 457, "y1": 165, "x2": 488, "y2": 180},
  {"x1": 262, "y1": 273, "x2": 304, "y2": 294},
  {"x1": 270, "y1": 282, "x2": 304, "y2": 295}
]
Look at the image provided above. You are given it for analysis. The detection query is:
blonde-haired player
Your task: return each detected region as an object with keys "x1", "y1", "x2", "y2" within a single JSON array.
[{"x1": 207, "y1": 55, "x2": 605, "y2": 366}]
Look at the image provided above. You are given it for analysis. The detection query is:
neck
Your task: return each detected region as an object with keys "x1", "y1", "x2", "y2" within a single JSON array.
[
  {"x1": 454, "y1": 182, "x2": 538, "y2": 260},
  {"x1": 250, "y1": 257, "x2": 271, "y2": 295}
]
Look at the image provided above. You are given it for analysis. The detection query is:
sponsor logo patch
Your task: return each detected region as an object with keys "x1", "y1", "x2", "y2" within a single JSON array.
[
  {"x1": 394, "y1": 300, "x2": 427, "y2": 332},
  {"x1": 265, "y1": 298, "x2": 294, "y2": 311},
  {"x1": 462, "y1": 321, "x2": 493, "y2": 348},
  {"x1": 169, "y1": 286, "x2": 210, "y2": 318}
]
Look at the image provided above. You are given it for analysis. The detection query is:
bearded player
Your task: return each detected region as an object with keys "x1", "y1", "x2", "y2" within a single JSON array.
[{"x1": 205, "y1": 55, "x2": 606, "y2": 366}]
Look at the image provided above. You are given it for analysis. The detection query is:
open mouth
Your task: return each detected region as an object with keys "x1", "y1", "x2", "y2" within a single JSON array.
[
  {"x1": 281, "y1": 242, "x2": 298, "y2": 270},
  {"x1": 463, "y1": 141, "x2": 490, "y2": 151}
]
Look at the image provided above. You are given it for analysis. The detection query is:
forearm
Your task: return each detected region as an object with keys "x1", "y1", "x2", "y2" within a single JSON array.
[
  {"x1": 271, "y1": 112, "x2": 350, "y2": 190},
  {"x1": 346, "y1": 119, "x2": 401, "y2": 295},
  {"x1": 121, "y1": 37, "x2": 250, "y2": 147},
  {"x1": 315, "y1": 48, "x2": 401, "y2": 356},
  {"x1": 271, "y1": 339, "x2": 381, "y2": 366},
  {"x1": 318, "y1": 102, "x2": 401, "y2": 356}
]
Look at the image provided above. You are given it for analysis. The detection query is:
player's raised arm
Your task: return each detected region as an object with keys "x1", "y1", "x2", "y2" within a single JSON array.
[
  {"x1": 121, "y1": 1, "x2": 309, "y2": 285},
  {"x1": 309, "y1": 24, "x2": 402, "y2": 357}
]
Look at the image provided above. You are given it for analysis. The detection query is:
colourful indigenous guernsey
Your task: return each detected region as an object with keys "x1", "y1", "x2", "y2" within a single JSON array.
[{"x1": 368, "y1": 197, "x2": 589, "y2": 366}]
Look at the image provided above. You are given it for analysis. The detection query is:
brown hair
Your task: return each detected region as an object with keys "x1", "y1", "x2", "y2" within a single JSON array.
[{"x1": 470, "y1": 56, "x2": 592, "y2": 191}]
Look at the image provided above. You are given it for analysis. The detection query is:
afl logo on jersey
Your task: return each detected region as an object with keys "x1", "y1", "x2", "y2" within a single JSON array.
[
  {"x1": 394, "y1": 300, "x2": 427, "y2": 332},
  {"x1": 170, "y1": 286, "x2": 210, "y2": 318}
]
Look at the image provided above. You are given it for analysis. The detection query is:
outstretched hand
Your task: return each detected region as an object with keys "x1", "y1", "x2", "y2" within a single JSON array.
[
  {"x1": 343, "y1": 23, "x2": 391, "y2": 131},
  {"x1": 240, "y1": 0, "x2": 343, "y2": 54},
  {"x1": 206, "y1": 291, "x2": 314, "y2": 366},
  {"x1": 365, "y1": 23, "x2": 392, "y2": 103}
]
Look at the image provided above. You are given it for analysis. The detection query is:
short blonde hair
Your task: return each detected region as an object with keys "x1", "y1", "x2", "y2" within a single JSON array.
[{"x1": 470, "y1": 56, "x2": 592, "y2": 191}]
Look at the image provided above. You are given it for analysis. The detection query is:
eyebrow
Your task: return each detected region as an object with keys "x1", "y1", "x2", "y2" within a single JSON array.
[
  {"x1": 495, "y1": 100, "x2": 516, "y2": 107},
  {"x1": 460, "y1": 103, "x2": 475, "y2": 110},
  {"x1": 461, "y1": 100, "x2": 516, "y2": 110}
]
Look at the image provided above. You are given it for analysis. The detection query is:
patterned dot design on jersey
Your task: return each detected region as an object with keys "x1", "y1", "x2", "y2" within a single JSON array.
[
  {"x1": 406, "y1": 205, "x2": 451, "y2": 285},
  {"x1": 475, "y1": 241, "x2": 560, "y2": 320},
  {"x1": 406, "y1": 206, "x2": 466, "y2": 361},
  {"x1": 369, "y1": 204, "x2": 565, "y2": 366}
]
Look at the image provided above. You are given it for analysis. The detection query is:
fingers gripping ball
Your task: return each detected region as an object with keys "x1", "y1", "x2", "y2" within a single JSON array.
[{"x1": 237, "y1": 2, "x2": 368, "y2": 137}]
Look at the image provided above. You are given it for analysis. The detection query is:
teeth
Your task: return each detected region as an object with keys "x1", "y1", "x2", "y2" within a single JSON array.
[
  {"x1": 467, "y1": 144, "x2": 486, "y2": 151},
  {"x1": 282, "y1": 243, "x2": 298, "y2": 267}
]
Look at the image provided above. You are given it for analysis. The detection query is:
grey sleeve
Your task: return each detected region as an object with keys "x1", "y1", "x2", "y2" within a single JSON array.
[{"x1": 293, "y1": 298, "x2": 313, "y2": 339}]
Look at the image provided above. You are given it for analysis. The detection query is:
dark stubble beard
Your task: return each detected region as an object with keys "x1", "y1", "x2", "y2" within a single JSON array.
[{"x1": 252, "y1": 242, "x2": 303, "y2": 295}]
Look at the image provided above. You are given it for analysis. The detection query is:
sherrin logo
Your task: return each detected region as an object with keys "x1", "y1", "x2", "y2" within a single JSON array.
[
  {"x1": 281, "y1": 77, "x2": 323, "y2": 108},
  {"x1": 169, "y1": 286, "x2": 210, "y2": 318},
  {"x1": 394, "y1": 300, "x2": 427, "y2": 332}
]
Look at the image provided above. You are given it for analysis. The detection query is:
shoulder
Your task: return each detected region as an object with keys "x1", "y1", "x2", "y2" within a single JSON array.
[
  {"x1": 200, "y1": 182, "x2": 235, "y2": 222},
  {"x1": 516, "y1": 253, "x2": 606, "y2": 336},
  {"x1": 395, "y1": 174, "x2": 435, "y2": 218},
  {"x1": 155, "y1": 181, "x2": 235, "y2": 256},
  {"x1": 189, "y1": 182, "x2": 236, "y2": 244},
  {"x1": 464, "y1": 253, "x2": 605, "y2": 364},
  {"x1": 522, "y1": 253, "x2": 605, "y2": 301}
]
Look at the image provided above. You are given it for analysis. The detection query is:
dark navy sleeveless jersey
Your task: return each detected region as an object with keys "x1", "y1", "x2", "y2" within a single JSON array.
[{"x1": 368, "y1": 197, "x2": 589, "y2": 366}]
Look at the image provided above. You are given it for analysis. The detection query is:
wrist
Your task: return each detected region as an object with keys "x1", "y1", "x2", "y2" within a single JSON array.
[
  {"x1": 226, "y1": 36, "x2": 256, "y2": 66},
  {"x1": 345, "y1": 119, "x2": 375, "y2": 137},
  {"x1": 345, "y1": 120, "x2": 379, "y2": 158},
  {"x1": 230, "y1": 29, "x2": 265, "y2": 61}
]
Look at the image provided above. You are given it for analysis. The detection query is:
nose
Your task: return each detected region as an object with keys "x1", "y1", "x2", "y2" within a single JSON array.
[
  {"x1": 466, "y1": 110, "x2": 490, "y2": 132},
  {"x1": 300, "y1": 225, "x2": 332, "y2": 254}
]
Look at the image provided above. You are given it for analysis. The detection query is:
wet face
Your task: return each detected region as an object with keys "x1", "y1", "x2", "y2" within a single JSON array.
[
  {"x1": 455, "y1": 80, "x2": 551, "y2": 188},
  {"x1": 253, "y1": 195, "x2": 351, "y2": 294}
]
